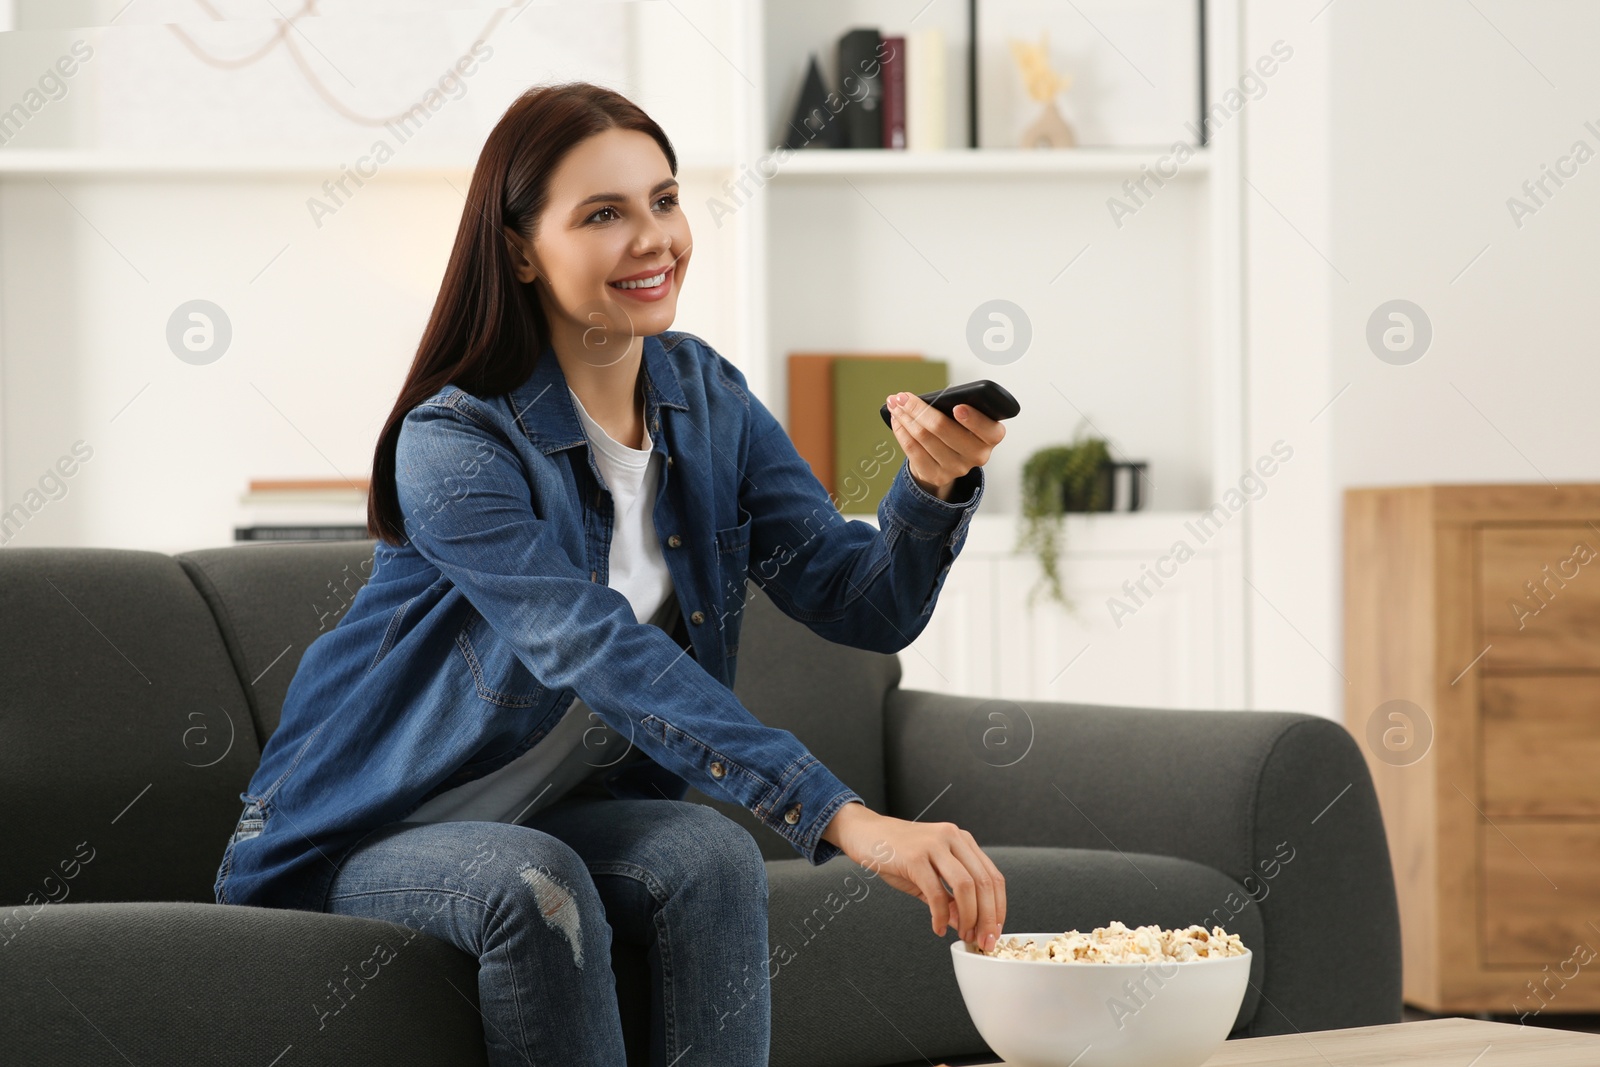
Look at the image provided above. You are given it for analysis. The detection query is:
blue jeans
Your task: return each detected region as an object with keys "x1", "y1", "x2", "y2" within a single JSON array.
[{"x1": 319, "y1": 792, "x2": 772, "y2": 1066}]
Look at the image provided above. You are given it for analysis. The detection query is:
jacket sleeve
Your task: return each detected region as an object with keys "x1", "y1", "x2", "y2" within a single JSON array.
[
  {"x1": 394, "y1": 393, "x2": 862, "y2": 864},
  {"x1": 721, "y1": 355, "x2": 985, "y2": 654}
]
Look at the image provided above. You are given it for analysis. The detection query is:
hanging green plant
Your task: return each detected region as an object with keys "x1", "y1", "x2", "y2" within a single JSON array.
[{"x1": 1017, "y1": 422, "x2": 1110, "y2": 612}]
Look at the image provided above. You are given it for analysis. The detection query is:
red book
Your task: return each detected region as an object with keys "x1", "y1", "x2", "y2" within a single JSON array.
[
  {"x1": 787, "y1": 351, "x2": 921, "y2": 494},
  {"x1": 881, "y1": 35, "x2": 906, "y2": 150}
]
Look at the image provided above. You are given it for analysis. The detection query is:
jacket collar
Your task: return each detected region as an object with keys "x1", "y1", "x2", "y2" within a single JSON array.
[{"x1": 508, "y1": 332, "x2": 689, "y2": 455}]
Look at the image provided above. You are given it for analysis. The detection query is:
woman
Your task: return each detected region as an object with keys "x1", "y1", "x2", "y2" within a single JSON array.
[{"x1": 213, "y1": 82, "x2": 1008, "y2": 1066}]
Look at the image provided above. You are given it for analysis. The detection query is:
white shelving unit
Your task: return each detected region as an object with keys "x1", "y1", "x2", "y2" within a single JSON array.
[
  {"x1": 734, "y1": 0, "x2": 1247, "y2": 710},
  {"x1": 771, "y1": 147, "x2": 1214, "y2": 177},
  {"x1": 0, "y1": 150, "x2": 740, "y2": 176}
]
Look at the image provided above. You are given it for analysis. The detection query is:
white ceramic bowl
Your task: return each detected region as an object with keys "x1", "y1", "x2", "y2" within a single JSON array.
[{"x1": 949, "y1": 935, "x2": 1251, "y2": 1067}]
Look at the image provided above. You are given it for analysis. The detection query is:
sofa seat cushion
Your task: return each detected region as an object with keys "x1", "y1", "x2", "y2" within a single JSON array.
[
  {"x1": 0, "y1": 852, "x2": 1264, "y2": 1067},
  {"x1": 762, "y1": 844, "x2": 1265, "y2": 1067}
]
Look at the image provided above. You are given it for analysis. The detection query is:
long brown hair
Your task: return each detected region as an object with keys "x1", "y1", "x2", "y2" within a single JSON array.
[{"x1": 367, "y1": 81, "x2": 678, "y2": 545}]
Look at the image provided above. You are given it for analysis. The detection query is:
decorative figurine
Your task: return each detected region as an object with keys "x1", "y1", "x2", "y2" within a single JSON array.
[{"x1": 1009, "y1": 30, "x2": 1076, "y2": 149}]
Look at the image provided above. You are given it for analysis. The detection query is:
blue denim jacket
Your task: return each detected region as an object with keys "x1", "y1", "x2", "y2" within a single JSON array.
[{"x1": 214, "y1": 330, "x2": 985, "y2": 913}]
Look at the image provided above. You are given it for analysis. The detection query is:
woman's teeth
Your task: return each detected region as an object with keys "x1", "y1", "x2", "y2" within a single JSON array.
[{"x1": 611, "y1": 271, "x2": 666, "y2": 290}]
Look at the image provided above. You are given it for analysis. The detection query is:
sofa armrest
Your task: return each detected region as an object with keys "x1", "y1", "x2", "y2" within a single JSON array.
[
  {"x1": 0, "y1": 901, "x2": 488, "y2": 1064},
  {"x1": 883, "y1": 689, "x2": 1402, "y2": 1037}
]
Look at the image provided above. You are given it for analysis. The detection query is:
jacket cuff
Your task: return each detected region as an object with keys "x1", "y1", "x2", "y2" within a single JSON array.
[
  {"x1": 881, "y1": 460, "x2": 985, "y2": 548},
  {"x1": 760, "y1": 756, "x2": 866, "y2": 865}
]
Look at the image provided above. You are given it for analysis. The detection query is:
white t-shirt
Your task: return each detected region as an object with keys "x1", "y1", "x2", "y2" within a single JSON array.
[{"x1": 404, "y1": 383, "x2": 675, "y2": 826}]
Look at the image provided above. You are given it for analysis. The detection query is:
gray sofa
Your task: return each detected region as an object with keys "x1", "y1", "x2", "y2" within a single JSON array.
[{"x1": 0, "y1": 540, "x2": 1402, "y2": 1066}]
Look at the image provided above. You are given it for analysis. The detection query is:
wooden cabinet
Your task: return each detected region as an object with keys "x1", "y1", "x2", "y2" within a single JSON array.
[{"x1": 1345, "y1": 484, "x2": 1600, "y2": 1014}]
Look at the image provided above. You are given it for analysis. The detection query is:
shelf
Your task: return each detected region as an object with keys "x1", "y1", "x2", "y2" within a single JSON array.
[
  {"x1": 767, "y1": 147, "x2": 1210, "y2": 178},
  {"x1": 0, "y1": 149, "x2": 738, "y2": 177},
  {"x1": 0, "y1": 150, "x2": 470, "y2": 177},
  {"x1": 0, "y1": 147, "x2": 1201, "y2": 181},
  {"x1": 850, "y1": 511, "x2": 1222, "y2": 557}
]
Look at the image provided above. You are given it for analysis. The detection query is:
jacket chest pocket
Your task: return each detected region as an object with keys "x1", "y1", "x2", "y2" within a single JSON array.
[
  {"x1": 714, "y1": 507, "x2": 753, "y2": 657},
  {"x1": 455, "y1": 608, "x2": 546, "y2": 708},
  {"x1": 368, "y1": 575, "x2": 450, "y2": 676}
]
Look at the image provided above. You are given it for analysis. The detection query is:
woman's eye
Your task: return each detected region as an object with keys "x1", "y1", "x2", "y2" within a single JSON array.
[
  {"x1": 586, "y1": 194, "x2": 678, "y2": 225},
  {"x1": 585, "y1": 198, "x2": 678, "y2": 227}
]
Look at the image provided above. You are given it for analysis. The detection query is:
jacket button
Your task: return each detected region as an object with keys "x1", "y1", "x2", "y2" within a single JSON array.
[
  {"x1": 784, "y1": 803, "x2": 802, "y2": 825},
  {"x1": 690, "y1": 610, "x2": 705, "y2": 624},
  {"x1": 666, "y1": 455, "x2": 673, "y2": 468},
  {"x1": 667, "y1": 534, "x2": 682, "y2": 548},
  {"x1": 710, "y1": 760, "x2": 725, "y2": 778},
  {"x1": 651, "y1": 418, "x2": 660, "y2": 432}
]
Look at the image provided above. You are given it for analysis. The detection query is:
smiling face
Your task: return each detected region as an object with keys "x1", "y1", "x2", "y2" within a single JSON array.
[{"x1": 505, "y1": 126, "x2": 691, "y2": 364}]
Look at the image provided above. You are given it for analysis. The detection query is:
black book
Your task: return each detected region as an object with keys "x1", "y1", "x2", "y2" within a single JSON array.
[
  {"x1": 235, "y1": 524, "x2": 371, "y2": 542},
  {"x1": 784, "y1": 53, "x2": 845, "y2": 150},
  {"x1": 837, "y1": 27, "x2": 884, "y2": 149}
]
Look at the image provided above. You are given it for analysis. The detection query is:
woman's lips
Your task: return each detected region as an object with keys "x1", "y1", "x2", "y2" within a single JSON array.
[{"x1": 608, "y1": 264, "x2": 673, "y2": 302}]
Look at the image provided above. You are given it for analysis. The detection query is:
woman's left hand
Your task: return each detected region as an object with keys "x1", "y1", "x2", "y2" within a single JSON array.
[{"x1": 885, "y1": 391, "x2": 1007, "y2": 501}]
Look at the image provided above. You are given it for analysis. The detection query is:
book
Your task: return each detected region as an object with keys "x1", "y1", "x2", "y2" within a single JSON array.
[
  {"x1": 240, "y1": 476, "x2": 369, "y2": 539},
  {"x1": 247, "y1": 478, "x2": 369, "y2": 494},
  {"x1": 241, "y1": 478, "x2": 368, "y2": 507},
  {"x1": 832, "y1": 356, "x2": 948, "y2": 514},
  {"x1": 881, "y1": 35, "x2": 906, "y2": 150},
  {"x1": 907, "y1": 26, "x2": 947, "y2": 151},
  {"x1": 788, "y1": 352, "x2": 923, "y2": 496},
  {"x1": 838, "y1": 27, "x2": 885, "y2": 149},
  {"x1": 235, "y1": 525, "x2": 371, "y2": 542}
]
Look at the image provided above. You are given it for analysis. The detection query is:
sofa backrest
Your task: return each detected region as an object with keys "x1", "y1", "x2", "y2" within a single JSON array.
[
  {"x1": 175, "y1": 540, "x2": 379, "y2": 746},
  {"x1": 0, "y1": 547, "x2": 266, "y2": 909},
  {"x1": 0, "y1": 540, "x2": 896, "y2": 907}
]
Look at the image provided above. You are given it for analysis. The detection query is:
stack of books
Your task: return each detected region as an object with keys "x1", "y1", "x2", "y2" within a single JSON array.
[
  {"x1": 235, "y1": 478, "x2": 371, "y2": 542},
  {"x1": 786, "y1": 25, "x2": 949, "y2": 151},
  {"x1": 787, "y1": 352, "x2": 949, "y2": 514}
]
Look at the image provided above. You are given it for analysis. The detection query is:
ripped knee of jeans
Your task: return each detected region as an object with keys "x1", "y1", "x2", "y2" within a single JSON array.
[{"x1": 517, "y1": 862, "x2": 585, "y2": 969}]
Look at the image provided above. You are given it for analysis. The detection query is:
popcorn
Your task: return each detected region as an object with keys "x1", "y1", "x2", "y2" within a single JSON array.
[{"x1": 979, "y1": 921, "x2": 1247, "y2": 963}]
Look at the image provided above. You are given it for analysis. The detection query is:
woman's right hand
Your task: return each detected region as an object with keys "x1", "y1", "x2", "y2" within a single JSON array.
[{"x1": 820, "y1": 801, "x2": 1007, "y2": 953}]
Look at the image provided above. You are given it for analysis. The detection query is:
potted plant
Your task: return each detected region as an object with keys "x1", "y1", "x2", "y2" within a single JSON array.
[{"x1": 1017, "y1": 423, "x2": 1111, "y2": 611}]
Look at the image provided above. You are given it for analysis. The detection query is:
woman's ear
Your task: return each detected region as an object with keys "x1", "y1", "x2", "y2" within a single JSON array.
[{"x1": 502, "y1": 224, "x2": 539, "y2": 284}]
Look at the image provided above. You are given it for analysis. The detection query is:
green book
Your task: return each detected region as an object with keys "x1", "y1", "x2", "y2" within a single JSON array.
[{"x1": 831, "y1": 357, "x2": 948, "y2": 514}]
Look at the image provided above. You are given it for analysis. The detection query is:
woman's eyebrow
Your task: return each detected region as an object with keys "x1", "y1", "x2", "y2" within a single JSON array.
[{"x1": 572, "y1": 177, "x2": 679, "y2": 212}]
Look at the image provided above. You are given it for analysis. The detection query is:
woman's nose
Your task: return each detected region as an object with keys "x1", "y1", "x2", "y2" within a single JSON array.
[{"x1": 636, "y1": 224, "x2": 673, "y2": 254}]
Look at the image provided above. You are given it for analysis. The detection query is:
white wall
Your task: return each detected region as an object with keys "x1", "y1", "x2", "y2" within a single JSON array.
[
  {"x1": 1240, "y1": 0, "x2": 1336, "y2": 718},
  {"x1": 1244, "y1": 0, "x2": 1600, "y2": 720},
  {"x1": 1328, "y1": 0, "x2": 1600, "y2": 490}
]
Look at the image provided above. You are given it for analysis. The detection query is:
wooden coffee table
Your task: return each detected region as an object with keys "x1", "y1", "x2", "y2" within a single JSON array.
[
  {"x1": 957, "y1": 1017, "x2": 1600, "y2": 1065},
  {"x1": 1200, "y1": 1017, "x2": 1600, "y2": 1064}
]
